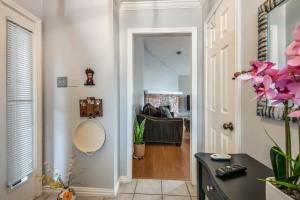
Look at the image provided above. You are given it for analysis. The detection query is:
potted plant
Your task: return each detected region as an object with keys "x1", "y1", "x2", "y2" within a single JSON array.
[
  {"x1": 234, "y1": 24, "x2": 300, "y2": 199},
  {"x1": 37, "y1": 156, "x2": 78, "y2": 200},
  {"x1": 134, "y1": 119, "x2": 146, "y2": 159}
]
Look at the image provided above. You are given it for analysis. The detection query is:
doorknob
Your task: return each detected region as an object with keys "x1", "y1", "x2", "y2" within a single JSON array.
[{"x1": 223, "y1": 122, "x2": 234, "y2": 131}]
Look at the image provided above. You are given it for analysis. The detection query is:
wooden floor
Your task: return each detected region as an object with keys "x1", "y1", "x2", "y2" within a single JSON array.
[{"x1": 133, "y1": 131, "x2": 190, "y2": 181}]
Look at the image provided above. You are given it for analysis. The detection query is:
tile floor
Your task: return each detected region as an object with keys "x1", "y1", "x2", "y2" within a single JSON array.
[{"x1": 37, "y1": 179, "x2": 198, "y2": 200}]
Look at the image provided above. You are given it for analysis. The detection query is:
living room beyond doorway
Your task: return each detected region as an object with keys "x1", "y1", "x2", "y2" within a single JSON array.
[{"x1": 132, "y1": 33, "x2": 192, "y2": 180}]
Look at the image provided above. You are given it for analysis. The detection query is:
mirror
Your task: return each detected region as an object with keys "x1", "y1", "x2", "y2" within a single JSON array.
[
  {"x1": 268, "y1": 0, "x2": 300, "y2": 69},
  {"x1": 257, "y1": 0, "x2": 300, "y2": 120}
]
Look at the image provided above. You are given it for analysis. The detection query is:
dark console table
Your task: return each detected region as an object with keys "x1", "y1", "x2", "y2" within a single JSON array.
[{"x1": 195, "y1": 153, "x2": 273, "y2": 200}]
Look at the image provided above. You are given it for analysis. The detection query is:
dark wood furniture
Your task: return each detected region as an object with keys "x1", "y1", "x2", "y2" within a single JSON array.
[
  {"x1": 195, "y1": 153, "x2": 273, "y2": 200},
  {"x1": 137, "y1": 114, "x2": 183, "y2": 145}
]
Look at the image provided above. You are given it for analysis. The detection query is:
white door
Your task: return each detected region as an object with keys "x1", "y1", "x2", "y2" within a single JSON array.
[
  {"x1": 0, "y1": 1, "x2": 42, "y2": 200},
  {"x1": 205, "y1": 0, "x2": 236, "y2": 154}
]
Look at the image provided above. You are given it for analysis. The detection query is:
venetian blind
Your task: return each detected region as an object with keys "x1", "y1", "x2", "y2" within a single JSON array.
[{"x1": 7, "y1": 21, "x2": 34, "y2": 188}]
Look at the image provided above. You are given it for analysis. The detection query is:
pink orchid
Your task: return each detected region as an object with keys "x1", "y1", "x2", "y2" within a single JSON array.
[
  {"x1": 286, "y1": 24, "x2": 300, "y2": 66},
  {"x1": 278, "y1": 65, "x2": 300, "y2": 79},
  {"x1": 256, "y1": 75, "x2": 278, "y2": 100},
  {"x1": 239, "y1": 61, "x2": 275, "y2": 81},
  {"x1": 293, "y1": 24, "x2": 300, "y2": 42},
  {"x1": 285, "y1": 42, "x2": 300, "y2": 66},
  {"x1": 288, "y1": 110, "x2": 300, "y2": 118},
  {"x1": 287, "y1": 82, "x2": 300, "y2": 105}
]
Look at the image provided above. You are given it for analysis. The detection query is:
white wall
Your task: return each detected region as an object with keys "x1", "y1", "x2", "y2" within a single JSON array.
[
  {"x1": 240, "y1": 0, "x2": 299, "y2": 168},
  {"x1": 143, "y1": 49, "x2": 179, "y2": 92},
  {"x1": 43, "y1": 0, "x2": 119, "y2": 189},
  {"x1": 13, "y1": 0, "x2": 43, "y2": 18},
  {"x1": 119, "y1": 7, "x2": 204, "y2": 176},
  {"x1": 178, "y1": 75, "x2": 191, "y2": 95},
  {"x1": 133, "y1": 36, "x2": 145, "y2": 114}
]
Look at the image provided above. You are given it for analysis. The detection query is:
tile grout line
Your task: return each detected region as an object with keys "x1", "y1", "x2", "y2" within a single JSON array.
[
  {"x1": 133, "y1": 179, "x2": 138, "y2": 200},
  {"x1": 161, "y1": 179, "x2": 163, "y2": 199},
  {"x1": 185, "y1": 181, "x2": 192, "y2": 198}
]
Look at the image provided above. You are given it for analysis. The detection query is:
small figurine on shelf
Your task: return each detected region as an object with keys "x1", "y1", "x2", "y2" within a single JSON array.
[{"x1": 84, "y1": 68, "x2": 95, "y2": 86}]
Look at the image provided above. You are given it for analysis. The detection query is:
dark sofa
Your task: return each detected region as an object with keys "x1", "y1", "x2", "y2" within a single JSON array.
[{"x1": 137, "y1": 114, "x2": 183, "y2": 145}]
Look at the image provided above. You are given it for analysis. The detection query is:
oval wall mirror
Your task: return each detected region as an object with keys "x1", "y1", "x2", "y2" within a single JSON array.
[{"x1": 73, "y1": 120, "x2": 106, "y2": 155}]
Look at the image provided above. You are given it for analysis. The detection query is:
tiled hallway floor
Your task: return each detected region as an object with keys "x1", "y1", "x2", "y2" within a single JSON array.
[{"x1": 37, "y1": 179, "x2": 197, "y2": 200}]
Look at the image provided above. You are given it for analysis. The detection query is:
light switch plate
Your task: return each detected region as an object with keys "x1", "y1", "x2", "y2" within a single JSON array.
[{"x1": 57, "y1": 77, "x2": 68, "y2": 88}]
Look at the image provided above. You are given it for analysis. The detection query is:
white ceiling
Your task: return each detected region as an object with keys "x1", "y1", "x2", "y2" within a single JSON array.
[
  {"x1": 119, "y1": 0, "x2": 202, "y2": 3},
  {"x1": 143, "y1": 35, "x2": 191, "y2": 76}
]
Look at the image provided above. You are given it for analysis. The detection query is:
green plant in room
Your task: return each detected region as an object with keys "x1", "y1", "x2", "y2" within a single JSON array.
[{"x1": 134, "y1": 119, "x2": 146, "y2": 145}]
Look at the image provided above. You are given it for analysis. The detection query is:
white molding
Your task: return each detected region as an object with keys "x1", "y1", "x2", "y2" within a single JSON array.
[
  {"x1": 120, "y1": 0, "x2": 202, "y2": 11},
  {"x1": 119, "y1": 176, "x2": 132, "y2": 183},
  {"x1": 204, "y1": 0, "x2": 222, "y2": 24},
  {"x1": 203, "y1": 0, "x2": 242, "y2": 153},
  {"x1": 0, "y1": 0, "x2": 41, "y2": 23},
  {"x1": 126, "y1": 27, "x2": 198, "y2": 185},
  {"x1": 234, "y1": 0, "x2": 242, "y2": 153},
  {"x1": 43, "y1": 186, "x2": 116, "y2": 197},
  {"x1": 43, "y1": 177, "x2": 121, "y2": 197},
  {"x1": 144, "y1": 91, "x2": 183, "y2": 95}
]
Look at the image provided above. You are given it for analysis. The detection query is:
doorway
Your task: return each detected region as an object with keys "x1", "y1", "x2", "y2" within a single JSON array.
[{"x1": 126, "y1": 28, "x2": 198, "y2": 185}]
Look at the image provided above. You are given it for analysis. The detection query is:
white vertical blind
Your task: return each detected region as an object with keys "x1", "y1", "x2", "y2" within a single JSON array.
[{"x1": 7, "y1": 21, "x2": 34, "y2": 187}]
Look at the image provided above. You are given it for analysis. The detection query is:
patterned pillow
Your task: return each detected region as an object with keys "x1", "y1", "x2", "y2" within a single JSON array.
[
  {"x1": 142, "y1": 103, "x2": 161, "y2": 117},
  {"x1": 159, "y1": 106, "x2": 173, "y2": 118}
]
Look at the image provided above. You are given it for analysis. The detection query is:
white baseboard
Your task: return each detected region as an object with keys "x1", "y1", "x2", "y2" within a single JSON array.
[
  {"x1": 43, "y1": 186, "x2": 115, "y2": 197},
  {"x1": 119, "y1": 176, "x2": 132, "y2": 183},
  {"x1": 42, "y1": 177, "x2": 133, "y2": 197}
]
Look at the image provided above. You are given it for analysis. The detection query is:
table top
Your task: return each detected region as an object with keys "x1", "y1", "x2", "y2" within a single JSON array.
[{"x1": 195, "y1": 153, "x2": 274, "y2": 200}]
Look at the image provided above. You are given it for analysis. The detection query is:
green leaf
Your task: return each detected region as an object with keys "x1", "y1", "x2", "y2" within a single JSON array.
[
  {"x1": 275, "y1": 150, "x2": 287, "y2": 181},
  {"x1": 270, "y1": 146, "x2": 286, "y2": 181},
  {"x1": 271, "y1": 180, "x2": 300, "y2": 190},
  {"x1": 134, "y1": 118, "x2": 146, "y2": 144},
  {"x1": 294, "y1": 154, "x2": 300, "y2": 174},
  {"x1": 285, "y1": 173, "x2": 300, "y2": 184}
]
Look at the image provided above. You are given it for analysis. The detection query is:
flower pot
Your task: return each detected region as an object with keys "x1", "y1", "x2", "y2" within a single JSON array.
[
  {"x1": 57, "y1": 188, "x2": 76, "y2": 200},
  {"x1": 266, "y1": 178, "x2": 293, "y2": 200},
  {"x1": 134, "y1": 143, "x2": 145, "y2": 159}
]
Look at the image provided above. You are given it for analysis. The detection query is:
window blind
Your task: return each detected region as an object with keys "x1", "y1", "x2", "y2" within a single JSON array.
[{"x1": 7, "y1": 21, "x2": 34, "y2": 188}]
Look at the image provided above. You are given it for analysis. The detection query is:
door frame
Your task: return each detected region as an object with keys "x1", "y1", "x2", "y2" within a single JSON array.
[
  {"x1": 126, "y1": 27, "x2": 198, "y2": 185},
  {"x1": 204, "y1": 0, "x2": 242, "y2": 153}
]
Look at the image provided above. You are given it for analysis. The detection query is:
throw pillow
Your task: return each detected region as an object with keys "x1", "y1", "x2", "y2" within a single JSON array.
[
  {"x1": 143, "y1": 103, "x2": 160, "y2": 117},
  {"x1": 159, "y1": 106, "x2": 173, "y2": 118}
]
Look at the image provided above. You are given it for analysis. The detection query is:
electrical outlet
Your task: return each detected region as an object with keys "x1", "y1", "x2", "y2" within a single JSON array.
[{"x1": 57, "y1": 77, "x2": 68, "y2": 88}]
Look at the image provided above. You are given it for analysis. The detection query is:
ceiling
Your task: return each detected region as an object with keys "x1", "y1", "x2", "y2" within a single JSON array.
[
  {"x1": 143, "y1": 35, "x2": 191, "y2": 76},
  {"x1": 119, "y1": 0, "x2": 202, "y2": 3}
]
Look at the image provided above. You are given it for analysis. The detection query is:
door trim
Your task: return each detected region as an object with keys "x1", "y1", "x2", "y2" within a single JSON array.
[
  {"x1": 126, "y1": 27, "x2": 198, "y2": 185},
  {"x1": 204, "y1": 0, "x2": 242, "y2": 153}
]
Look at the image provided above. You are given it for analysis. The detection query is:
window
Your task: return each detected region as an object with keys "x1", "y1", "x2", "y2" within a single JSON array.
[{"x1": 7, "y1": 21, "x2": 34, "y2": 188}]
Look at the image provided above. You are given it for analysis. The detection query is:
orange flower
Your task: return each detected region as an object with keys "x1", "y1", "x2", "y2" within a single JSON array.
[{"x1": 63, "y1": 191, "x2": 73, "y2": 200}]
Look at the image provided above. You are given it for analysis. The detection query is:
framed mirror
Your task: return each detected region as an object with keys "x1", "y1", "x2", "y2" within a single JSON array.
[{"x1": 257, "y1": 0, "x2": 300, "y2": 120}]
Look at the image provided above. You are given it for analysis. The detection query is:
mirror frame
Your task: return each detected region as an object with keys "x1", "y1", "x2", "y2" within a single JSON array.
[{"x1": 256, "y1": 0, "x2": 289, "y2": 120}]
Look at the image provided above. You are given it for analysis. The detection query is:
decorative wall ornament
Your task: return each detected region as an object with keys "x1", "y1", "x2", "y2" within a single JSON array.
[
  {"x1": 80, "y1": 97, "x2": 103, "y2": 118},
  {"x1": 84, "y1": 68, "x2": 95, "y2": 86}
]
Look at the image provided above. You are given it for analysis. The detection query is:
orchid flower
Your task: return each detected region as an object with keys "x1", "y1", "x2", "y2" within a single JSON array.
[
  {"x1": 256, "y1": 75, "x2": 278, "y2": 100},
  {"x1": 286, "y1": 24, "x2": 300, "y2": 67}
]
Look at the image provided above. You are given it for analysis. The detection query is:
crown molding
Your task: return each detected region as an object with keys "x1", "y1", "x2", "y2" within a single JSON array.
[{"x1": 120, "y1": 0, "x2": 202, "y2": 11}]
